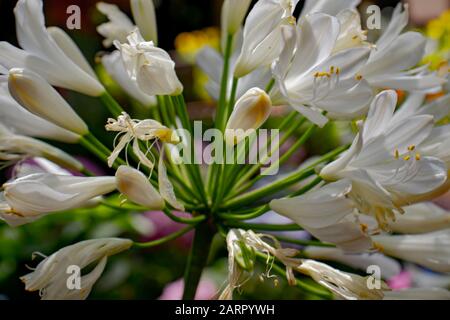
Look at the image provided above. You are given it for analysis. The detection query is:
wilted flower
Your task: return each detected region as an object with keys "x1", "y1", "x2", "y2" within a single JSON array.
[{"x1": 21, "y1": 238, "x2": 133, "y2": 300}]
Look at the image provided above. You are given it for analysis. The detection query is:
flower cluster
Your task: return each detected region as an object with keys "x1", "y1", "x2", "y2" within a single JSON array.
[{"x1": 0, "y1": 0, "x2": 449, "y2": 300}]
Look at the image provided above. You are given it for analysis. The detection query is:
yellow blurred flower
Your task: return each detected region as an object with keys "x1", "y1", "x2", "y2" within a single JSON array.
[{"x1": 175, "y1": 27, "x2": 220, "y2": 64}]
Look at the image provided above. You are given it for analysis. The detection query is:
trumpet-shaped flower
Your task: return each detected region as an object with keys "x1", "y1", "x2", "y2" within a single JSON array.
[
  {"x1": 21, "y1": 238, "x2": 132, "y2": 300},
  {"x1": 333, "y1": 9, "x2": 368, "y2": 53},
  {"x1": 0, "y1": 0, "x2": 104, "y2": 96},
  {"x1": 320, "y1": 90, "x2": 447, "y2": 228},
  {"x1": 102, "y1": 51, "x2": 156, "y2": 107},
  {"x1": 0, "y1": 80, "x2": 79, "y2": 143},
  {"x1": 97, "y1": 2, "x2": 135, "y2": 48},
  {"x1": 105, "y1": 112, "x2": 179, "y2": 169},
  {"x1": 114, "y1": 30, "x2": 183, "y2": 96},
  {"x1": 359, "y1": 4, "x2": 446, "y2": 93},
  {"x1": 233, "y1": 0, "x2": 299, "y2": 78},
  {"x1": 8, "y1": 68, "x2": 88, "y2": 135},
  {"x1": 130, "y1": 0, "x2": 158, "y2": 44},
  {"x1": 225, "y1": 88, "x2": 272, "y2": 145},
  {"x1": 0, "y1": 173, "x2": 116, "y2": 226},
  {"x1": 116, "y1": 165, "x2": 164, "y2": 210},
  {"x1": 373, "y1": 230, "x2": 450, "y2": 273},
  {"x1": 271, "y1": 13, "x2": 373, "y2": 127},
  {"x1": 0, "y1": 125, "x2": 82, "y2": 172}
]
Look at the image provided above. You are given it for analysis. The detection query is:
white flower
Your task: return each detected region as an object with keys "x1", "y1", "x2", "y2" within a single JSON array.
[
  {"x1": 296, "y1": 259, "x2": 388, "y2": 300},
  {"x1": 304, "y1": 246, "x2": 401, "y2": 279},
  {"x1": 0, "y1": 0, "x2": 104, "y2": 96},
  {"x1": 158, "y1": 148, "x2": 185, "y2": 212},
  {"x1": 221, "y1": 0, "x2": 252, "y2": 36},
  {"x1": 373, "y1": 230, "x2": 450, "y2": 273},
  {"x1": 102, "y1": 51, "x2": 156, "y2": 107},
  {"x1": 105, "y1": 112, "x2": 179, "y2": 169},
  {"x1": 97, "y1": 2, "x2": 135, "y2": 48},
  {"x1": 114, "y1": 30, "x2": 183, "y2": 96},
  {"x1": 233, "y1": 0, "x2": 299, "y2": 78},
  {"x1": 0, "y1": 173, "x2": 116, "y2": 226},
  {"x1": 197, "y1": 44, "x2": 272, "y2": 101},
  {"x1": 383, "y1": 288, "x2": 450, "y2": 300},
  {"x1": 130, "y1": 0, "x2": 158, "y2": 44},
  {"x1": 387, "y1": 202, "x2": 450, "y2": 234},
  {"x1": 271, "y1": 13, "x2": 373, "y2": 127},
  {"x1": 225, "y1": 88, "x2": 272, "y2": 145},
  {"x1": 0, "y1": 80, "x2": 79, "y2": 143},
  {"x1": 21, "y1": 238, "x2": 132, "y2": 300},
  {"x1": 0, "y1": 125, "x2": 82, "y2": 172},
  {"x1": 270, "y1": 180, "x2": 375, "y2": 252},
  {"x1": 360, "y1": 4, "x2": 446, "y2": 93},
  {"x1": 115, "y1": 165, "x2": 164, "y2": 210},
  {"x1": 8, "y1": 68, "x2": 88, "y2": 136},
  {"x1": 320, "y1": 90, "x2": 447, "y2": 228}
]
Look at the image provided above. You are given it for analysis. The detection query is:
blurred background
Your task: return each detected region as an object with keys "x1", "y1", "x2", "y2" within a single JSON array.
[{"x1": 0, "y1": 0, "x2": 449, "y2": 300}]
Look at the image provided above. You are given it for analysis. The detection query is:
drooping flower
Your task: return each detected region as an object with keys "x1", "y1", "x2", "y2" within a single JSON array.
[
  {"x1": 8, "y1": 68, "x2": 88, "y2": 136},
  {"x1": 21, "y1": 238, "x2": 133, "y2": 300},
  {"x1": 114, "y1": 30, "x2": 183, "y2": 96},
  {"x1": 0, "y1": 173, "x2": 116, "y2": 227},
  {"x1": 115, "y1": 165, "x2": 164, "y2": 210},
  {"x1": 271, "y1": 13, "x2": 373, "y2": 127},
  {"x1": 0, "y1": 80, "x2": 79, "y2": 143},
  {"x1": 233, "y1": 0, "x2": 299, "y2": 78},
  {"x1": 320, "y1": 90, "x2": 447, "y2": 228},
  {"x1": 101, "y1": 51, "x2": 156, "y2": 107},
  {"x1": 373, "y1": 230, "x2": 450, "y2": 273},
  {"x1": 296, "y1": 259, "x2": 388, "y2": 300},
  {"x1": 0, "y1": 0, "x2": 104, "y2": 96},
  {"x1": 225, "y1": 88, "x2": 272, "y2": 145},
  {"x1": 0, "y1": 124, "x2": 82, "y2": 172},
  {"x1": 105, "y1": 112, "x2": 179, "y2": 169}
]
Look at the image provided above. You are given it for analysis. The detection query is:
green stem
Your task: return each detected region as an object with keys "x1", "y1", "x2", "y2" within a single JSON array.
[
  {"x1": 163, "y1": 207, "x2": 207, "y2": 225},
  {"x1": 183, "y1": 222, "x2": 215, "y2": 300},
  {"x1": 216, "y1": 33, "x2": 234, "y2": 131},
  {"x1": 224, "y1": 221, "x2": 303, "y2": 231},
  {"x1": 265, "y1": 78, "x2": 276, "y2": 93},
  {"x1": 134, "y1": 224, "x2": 197, "y2": 248},
  {"x1": 99, "y1": 91, "x2": 124, "y2": 117}
]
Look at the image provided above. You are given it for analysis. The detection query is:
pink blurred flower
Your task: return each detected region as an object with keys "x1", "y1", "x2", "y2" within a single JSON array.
[
  {"x1": 158, "y1": 278, "x2": 218, "y2": 300},
  {"x1": 388, "y1": 271, "x2": 413, "y2": 291}
]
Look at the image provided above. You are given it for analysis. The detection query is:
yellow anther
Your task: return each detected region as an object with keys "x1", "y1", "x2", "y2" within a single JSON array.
[
  {"x1": 355, "y1": 74, "x2": 363, "y2": 80},
  {"x1": 330, "y1": 66, "x2": 335, "y2": 74},
  {"x1": 352, "y1": 35, "x2": 359, "y2": 40},
  {"x1": 408, "y1": 145, "x2": 416, "y2": 151},
  {"x1": 394, "y1": 149, "x2": 400, "y2": 159},
  {"x1": 360, "y1": 223, "x2": 368, "y2": 233},
  {"x1": 335, "y1": 68, "x2": 340, "y2": 75},
  {"x1": 403, "y1": 155, "x2": 411, "y2": 161},
  {"x1": 372, "y1": 242, "x2": 384, "y2": 253},
  {"x1": 415, "y1": 153, "x2": 421, "y2": 161}
]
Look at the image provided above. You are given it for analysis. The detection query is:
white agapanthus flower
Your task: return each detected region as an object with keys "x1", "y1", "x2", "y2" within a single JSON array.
[
  {"x1": 300, "y1": 0, "x2": 360, "y2": 19},
  {"x1": 271, "y1": 13, "x2": 373, "y2": 127},
  {"x1": 21, "y1": 238, "x2": 133, "y2": 300},
  {"x1": 360, "y1": 4, "x2": 446, "y2": 93},
  {"x1": 114, "y1": 30, "x2": 183, "y2": 96},
  {"x1": 320, "y1": 90, "x2": 447, "y2": 228},
  {"x1": 0, "y1": 80, "x2": 79, "y2": 143},
  {"x1": 233, "y1": 0, "x2": 299, "y2": 78},
  {"x1": 8, "y1": 68, "x2": 89, "y2": 136},
  {"x1": 0, "y1": 124, "x2": 82, "y2": 172},
  {"x1": 0, "y1": 173, "x2": 116, "y2": 227},
  {"x1": 221, "y1": 0, "x2": 252, "y2": 37},
  {"x1": 130, "y1": 0, "x2": 158, "y2": 44},
  {"x1": 97, "y1": 2, "x2": 135, "y2": 48},
  {"x1": 101, "y1": 51, "x2": 157, "y2": 107},
  {"x1": 373, "y1": 230, "x2": 450, "y2": 273},
  {"x1": 0, "y1": 0, "x2": 104, "y2": 96}
]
